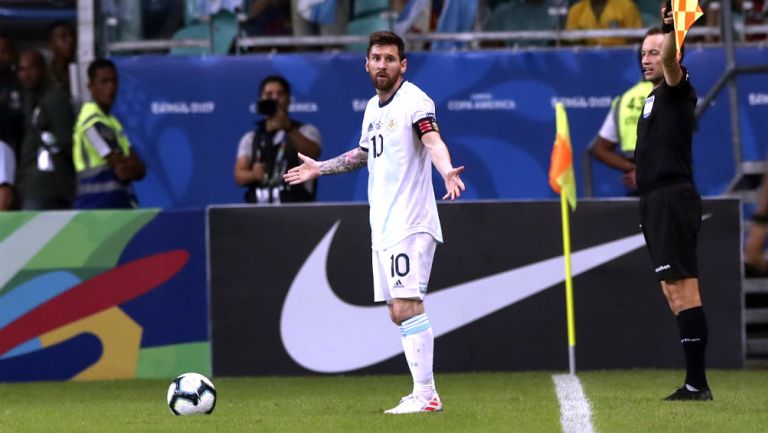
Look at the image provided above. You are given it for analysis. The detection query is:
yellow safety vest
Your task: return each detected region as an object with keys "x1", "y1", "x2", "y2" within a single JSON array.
[
  {"x1": 613, "y1": 81, "x2": 654, "y2": 154},
  {"x1": 71, "y1": 102, "x2": 136, "y2": 208},
  {"x1": 73, "y1": 102, "x2": 132, "y2": 172}
]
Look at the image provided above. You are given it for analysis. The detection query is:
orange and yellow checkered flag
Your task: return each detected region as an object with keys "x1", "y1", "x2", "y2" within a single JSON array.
[
  {"x1": 549, "y1": 103, "x2": 576, "y2": 210},
  {"x1": 672, "y1": 0, "x2": 704, "y2": 51}
]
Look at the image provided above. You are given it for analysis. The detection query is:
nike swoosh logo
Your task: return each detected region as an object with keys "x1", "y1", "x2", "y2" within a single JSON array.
[{"x1": 280, "y1": 222, "x2": 646, "y2": 373}]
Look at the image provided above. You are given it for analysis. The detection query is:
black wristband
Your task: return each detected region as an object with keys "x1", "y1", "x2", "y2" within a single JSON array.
[
  {"x1": 752, "y1": 213, "x2": 768, "y2": 224},
  {"x1": 662, "y1": 21, "x2": 674, "y2": 33}
]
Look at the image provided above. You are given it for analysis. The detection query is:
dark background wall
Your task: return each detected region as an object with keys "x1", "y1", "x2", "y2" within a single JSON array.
[{"x1": 209, "y1": 199, "x2": 743, "y2": 375}]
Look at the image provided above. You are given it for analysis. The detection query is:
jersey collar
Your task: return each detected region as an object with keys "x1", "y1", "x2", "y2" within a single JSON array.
[{"x1": 378, "y1": 80, "x2": 406, "y2": 108}]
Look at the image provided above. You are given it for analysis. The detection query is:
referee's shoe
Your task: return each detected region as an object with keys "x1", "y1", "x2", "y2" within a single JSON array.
[{"x1": 664, "y1": 385, "x2": 713, "y2": 401}]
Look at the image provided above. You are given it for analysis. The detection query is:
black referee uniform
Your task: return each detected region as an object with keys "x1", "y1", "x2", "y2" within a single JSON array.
[
  {"x1": 635, "y1": 66, "x2": 701, "y2": 281},
  {"x1": 635, "y1": 65, "x2": 712, "y2": 399}
]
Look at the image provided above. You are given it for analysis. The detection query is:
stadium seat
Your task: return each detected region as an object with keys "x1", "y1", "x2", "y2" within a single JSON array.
[
  {"x1": 170, "y1": 23, "x2": 210, "y2": 55},
  {"x1": 346, "y1": 14, "x2": 392, "y2": 51},
  {"x1": 354, "y1": 0, "x2": 391, "y2": 17},
  {"x1": 210, "y1": 9, "x2": 239, "y2": 54}
]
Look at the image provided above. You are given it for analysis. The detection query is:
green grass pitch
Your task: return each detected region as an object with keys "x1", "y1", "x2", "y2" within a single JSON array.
[{"x1": 1, "y1": 370, "x2": 766, "y2": 433}]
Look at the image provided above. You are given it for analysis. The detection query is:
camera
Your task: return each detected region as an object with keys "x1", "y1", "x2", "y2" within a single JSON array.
[{"x1": 257, "y1": 99, "x2": 277, "y2": 117}]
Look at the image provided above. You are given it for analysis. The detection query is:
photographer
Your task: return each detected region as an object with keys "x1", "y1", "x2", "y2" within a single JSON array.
[{"x1": 234, "y1": 75, "x2": 321, "y2": 203}]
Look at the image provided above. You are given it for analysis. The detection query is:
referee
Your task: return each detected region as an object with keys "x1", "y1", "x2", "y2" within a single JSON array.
[{"x1": 634, "y1": 13, "x2": 712, "y2": 400}]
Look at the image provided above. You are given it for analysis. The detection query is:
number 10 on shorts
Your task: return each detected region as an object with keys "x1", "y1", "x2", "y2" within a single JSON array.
[{"x1": 390, "y1": 253, "x2": 410, "y2": 277}]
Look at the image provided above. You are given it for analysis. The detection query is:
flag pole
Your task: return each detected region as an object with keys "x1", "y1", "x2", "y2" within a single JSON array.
[{"x1": 560, "y1": 189, "x2": 576, "y2": 375}]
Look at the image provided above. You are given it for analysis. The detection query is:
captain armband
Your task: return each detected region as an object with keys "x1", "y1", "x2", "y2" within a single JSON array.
[{"x1": 413, "y1": 116, "x2": 440, "y2": 139}]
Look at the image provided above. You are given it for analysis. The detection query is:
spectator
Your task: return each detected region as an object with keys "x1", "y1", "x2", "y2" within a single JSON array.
[
  {"x1": 704, "y1": 0, "x2": 767, "y2": 42},
  {"x1": 744, "y1": 173, "x2": 768, "y2": 276},
  {"x1": 0, "y1": 33, "x2": 18, "y2": 94},
  {"x1": 242, "y1": 0, "x2": 292, "y2": 37},
  {"x1": 0, "y1": 137, "x2": 14, "y2": 210},
  {"x1": 566, "y1": 0, "x2": 642, "y2": 45},
  {"x1": 141, "y1": 0, "x2": 185, "y2": 40},
  {"x1": 393, "y1": 0, "x2": 432, "y2": 36},
  {"x1": 47, "y1": 21, "x2": 76, "y2": 97},
  {"x1": 234, "y1": 75, "x2": 321, "y2": 203},
  {"x1": 188, "y1": 0, "x2": 243, "y2": 21},
  {"x1": 72, "y1": 59, "x2": 145, "y2": 209},
  {"x1": 16, "y1": 50, "x2": 76, "y2": 210},
  {"x1": 292, "y1": 0, "x2": 350, "y2": 37},
  {"x1": 432, "y1": 0, "x2": 480, "y2": 50},
  {"x1": 0, "y1": 33, "x2": 23, "y2": 155},
  {"x1": 484, "y1": 0, "x2": 560, "y2": 47}
]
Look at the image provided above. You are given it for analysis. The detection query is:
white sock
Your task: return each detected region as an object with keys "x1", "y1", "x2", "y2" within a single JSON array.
[{"x1": 399, "y1": 313, "x2": 436, "y2": 400}]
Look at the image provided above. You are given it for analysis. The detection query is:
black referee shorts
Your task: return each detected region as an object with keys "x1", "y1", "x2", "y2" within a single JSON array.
[{"x1": 639, "y1": 182, "x2": 702, "y2": 281}]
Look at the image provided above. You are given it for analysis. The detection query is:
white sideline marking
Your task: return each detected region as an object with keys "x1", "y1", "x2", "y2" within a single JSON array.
[{"x1": 552, "y1": 374, "x2": 596, "y2": 433}]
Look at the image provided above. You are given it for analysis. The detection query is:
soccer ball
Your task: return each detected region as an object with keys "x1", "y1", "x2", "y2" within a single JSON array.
[{"x1": 166, "y1": 372, "x2": 217, "y2": 415}]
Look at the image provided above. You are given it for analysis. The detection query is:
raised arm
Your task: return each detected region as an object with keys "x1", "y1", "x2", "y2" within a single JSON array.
[
  {"x1": 420, "y1": 132, "x2": 465, "y2": 200},
  {"x1": 661, "y1": 4, "x2": 684, "y2": 86},
  {"x1": 283, "y1": 147, "x2": 368, "y2": 185}
]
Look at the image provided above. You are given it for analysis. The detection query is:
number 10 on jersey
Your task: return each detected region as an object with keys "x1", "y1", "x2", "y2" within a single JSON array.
[{"x1": 371, "y1": 134, "x2": 384, "y2": 158}]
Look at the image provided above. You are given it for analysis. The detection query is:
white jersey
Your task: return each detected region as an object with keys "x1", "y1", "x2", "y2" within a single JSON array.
[{"x1": 358, "y1": 80, "x2": 443, "y2": 250}]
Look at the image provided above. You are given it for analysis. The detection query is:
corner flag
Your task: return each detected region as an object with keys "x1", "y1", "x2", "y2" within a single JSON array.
[
  {"x1": 549, "y1": 102, "x2": 578, "y2": 375},
  {"x1": 672, "y1": 0, "x2": 704, "y2": 52},
  {"x1": 549, "y1": 102, "x2": 576, "y2": 210}
]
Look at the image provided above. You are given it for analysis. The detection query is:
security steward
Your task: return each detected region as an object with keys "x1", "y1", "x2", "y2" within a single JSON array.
[{"x1": 72, "y1": 59, "x2": 145, "y2": 209}]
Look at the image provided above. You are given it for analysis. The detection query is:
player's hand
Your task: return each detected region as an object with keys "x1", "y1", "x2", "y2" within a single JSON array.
[
  {"x1": 283, "y1": 153, "x2": 321, "y2": 185},
  {"x1": 442, "y1": 166, "x2": 465, "y2": 200},
  {"x1": 621, "y1": 169, "x2": 637, "y2": 190}
]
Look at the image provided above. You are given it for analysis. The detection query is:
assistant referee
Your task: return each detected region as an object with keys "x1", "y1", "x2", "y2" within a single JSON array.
[{"x1": 634, "y1": 16, "x2": 712, "y2": 400}]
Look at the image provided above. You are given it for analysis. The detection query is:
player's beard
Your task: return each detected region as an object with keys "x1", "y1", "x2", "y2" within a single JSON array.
[{"x1": 371, "y1": 70, "x2": 400, "y2": 93}]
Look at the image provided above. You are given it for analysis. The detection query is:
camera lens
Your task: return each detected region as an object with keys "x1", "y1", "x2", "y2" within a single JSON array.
[{"x1": 257, "y1": 99, "x2": 277, "y2": 117}]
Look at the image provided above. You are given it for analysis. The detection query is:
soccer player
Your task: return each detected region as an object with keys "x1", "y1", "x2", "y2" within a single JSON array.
[
  {"x1": 634, "y1": 17, "x2": 712, "y2": 400},
  {"x1": 284, "y1": 31, "x2": 464, "y2": 414}
]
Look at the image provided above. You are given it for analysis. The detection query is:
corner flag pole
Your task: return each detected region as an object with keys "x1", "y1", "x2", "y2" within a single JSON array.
[
  {"x1": 550, "y1": 102, "x2": 577, "y2": 375},
  {"x1": 560, "y1": 190, "x2": 576, "y2": 375}
]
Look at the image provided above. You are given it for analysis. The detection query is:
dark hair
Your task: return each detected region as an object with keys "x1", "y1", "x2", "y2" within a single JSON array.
[
  {"x1": 47, "y1": 20, "x2": 75, "y2": 40},
  {"x1": 87, "y1": 58, "x2": 116, "y2": 81},
  {"x1": 259, "y1": 75, "x2": 291, "y2": 97},
  {"x1": 20, "y1": 49, "x2": 46, "y2": 69},
  {"x1": 641, "y1": 27, "x2": 684, "y2": 64},
  {"x1": 367, "y1": 31, "x2": 406, "y2": 60}
]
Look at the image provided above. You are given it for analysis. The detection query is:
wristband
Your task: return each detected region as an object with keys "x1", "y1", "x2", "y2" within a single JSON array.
[{"x1": 752, "y1": 213, "x2": 768, "y2": 224}]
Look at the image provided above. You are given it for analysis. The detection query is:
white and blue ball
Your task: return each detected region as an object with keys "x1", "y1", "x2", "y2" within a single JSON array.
[{"x1": 166, "y1": 372, "x2": 217, "y2": 415}]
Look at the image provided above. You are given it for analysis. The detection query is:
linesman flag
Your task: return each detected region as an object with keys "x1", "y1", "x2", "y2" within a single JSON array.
[
  {"x1": 549, "y1": 102, "x2": 576, "y2": 210},
  {"x1": 672, "y1": 0, "x2": 704, "y2": 51}
]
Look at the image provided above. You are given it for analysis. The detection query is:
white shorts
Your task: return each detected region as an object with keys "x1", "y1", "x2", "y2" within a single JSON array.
[{"x1": 372, "y1": 232, "x2": 437, "y2": 303}]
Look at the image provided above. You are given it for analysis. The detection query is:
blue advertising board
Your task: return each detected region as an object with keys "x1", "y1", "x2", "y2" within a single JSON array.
[{"x1": 113, "y1": 47, "x2": 768, "y2": 208}]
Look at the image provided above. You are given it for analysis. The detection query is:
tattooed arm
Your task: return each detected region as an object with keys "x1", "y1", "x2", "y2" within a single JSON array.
[{"x1": 283, "y1": 148, "x2": 368, "y2": 185}]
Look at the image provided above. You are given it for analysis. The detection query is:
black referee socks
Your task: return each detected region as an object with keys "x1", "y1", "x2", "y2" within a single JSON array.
[{"x1": 676, "y1": 306, "x2": 709, "y2": 390}]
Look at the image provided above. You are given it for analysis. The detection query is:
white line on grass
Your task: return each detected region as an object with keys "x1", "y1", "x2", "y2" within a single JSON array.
[{"x1": 552, "y1": 374, "x2": 596, "y2": 433}]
